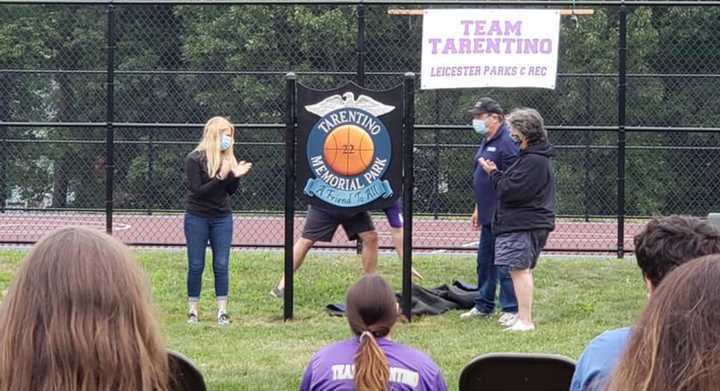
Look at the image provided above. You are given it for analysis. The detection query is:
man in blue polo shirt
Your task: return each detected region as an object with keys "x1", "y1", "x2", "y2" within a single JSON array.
[{"x1": 460, "y1": 98, "x2": 519, "y2": 325}]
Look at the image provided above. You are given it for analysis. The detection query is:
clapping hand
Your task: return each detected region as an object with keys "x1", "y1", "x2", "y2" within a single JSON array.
[
  {"x1": 478, "y1": 157, "x2": 497, "y2": 174},
  {"x1": 232, "y1": 160, "x2": 253, "y2": 177}
]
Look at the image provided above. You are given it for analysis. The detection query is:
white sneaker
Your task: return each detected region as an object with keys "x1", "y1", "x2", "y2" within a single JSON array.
[
  {"x1": 505, "y1": 320, "x2": 535, "y2": 332},
  {"x1": 187, "y1": 312, "x2": 199, "y2": 324},
  {"x1": 498, "y1": 312, "x2": 518, "y2": 327},
  {"x1": 269, "y1": 286, "x2": 284, "y2": 299},
  {"x1": 460, "y1": 307, "x2": 492, "y2": 319},
  {"x1": 217, "y1": 311, "x2": 231, "y2": 326}
]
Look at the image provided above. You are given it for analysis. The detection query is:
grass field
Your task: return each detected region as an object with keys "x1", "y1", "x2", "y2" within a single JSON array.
[{"x1": 0, "y1": 249, "x2": 645, "y2": 390}]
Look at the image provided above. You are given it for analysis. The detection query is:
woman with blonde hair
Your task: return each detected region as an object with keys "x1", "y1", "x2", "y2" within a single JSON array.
[
  {"x1": 184, "y1": 116, "x2": 251, "y2": 325},
  {"x1": 0, "y1": 227, "x2": 169, "y2": 391},
  {"x1": 300, "y1": 275, "x2": 447, "y2": 391},
  {"x1": 605, "y1": 254, "x2": 720, "y2": 391}
]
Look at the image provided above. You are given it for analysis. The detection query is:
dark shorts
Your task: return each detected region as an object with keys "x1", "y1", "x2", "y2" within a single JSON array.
[
  {"x1": 301, "y1": 206, "x2": 375, "y2": 242},
  {"x1": 494, "y1": 229, "x2": 550, "y2": 270},
  {"x1": 383, "y1": 200, "x2": 403, "y2": 229}
]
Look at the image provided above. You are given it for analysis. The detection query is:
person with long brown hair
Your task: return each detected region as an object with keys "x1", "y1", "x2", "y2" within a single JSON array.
[
  {"x1": 299, "y1": 274, "x2": 447, "y2": 391},
  {"x1": 0, "y1": 226, "x2": 170, "y2": 391},
  {"x1": 605, "y1": 254, "x2": 720, "y2": 391}
]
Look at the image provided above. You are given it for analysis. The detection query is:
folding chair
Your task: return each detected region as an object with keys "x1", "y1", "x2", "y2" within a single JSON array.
[
  {"x1": 168, "y1": 350, "x2": 207, "y2": 391},
  {"x1": 458, "y1": 352, "x2": 576, "y2": 391}
]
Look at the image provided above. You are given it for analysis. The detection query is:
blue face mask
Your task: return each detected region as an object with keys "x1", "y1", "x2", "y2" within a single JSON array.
[
  {"x1": 219, "y1": 134, "x2": 232, "y2": 151},
  {"x1": 472, "y1": 119, "x2": 486, "y2": 135}
]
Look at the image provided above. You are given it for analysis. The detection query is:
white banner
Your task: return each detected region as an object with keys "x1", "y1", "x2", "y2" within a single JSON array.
[{"x1": 421, "y1": 9, "x2": 560, "y2": 90}]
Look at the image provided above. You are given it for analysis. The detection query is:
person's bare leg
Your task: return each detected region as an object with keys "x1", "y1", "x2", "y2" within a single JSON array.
[
  {"x1": 390, "y1": 227, "x2": 403, "y2": 259},
  {"x1": 358, "y1": 230, "x2": 378, "y2": 274},
  {"x1": 510, "y1": 268, "x2": 534, "y2": 325},
  {"x1": 277, "y1": 237, "x2": 315, "y2": 290},
  {"x1": 390, "y1": 227, "x2": 423, "y2": 279}
]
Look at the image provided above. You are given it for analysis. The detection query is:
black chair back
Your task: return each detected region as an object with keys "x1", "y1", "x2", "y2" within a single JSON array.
[
  {"x1": 458, "y1": 352, "x2": 576, "y2": 391},
  {"x1": 168, "y1": 350, "x2": 207, "y2": 391}
]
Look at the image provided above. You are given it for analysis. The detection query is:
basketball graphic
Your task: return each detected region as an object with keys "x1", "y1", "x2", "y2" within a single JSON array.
[
  {"x1": 303, "y1": 101, "x2": 395, "y2": 208},
  {"x1": 323, "y1": 125, "x2": 374, "y2": 176}
]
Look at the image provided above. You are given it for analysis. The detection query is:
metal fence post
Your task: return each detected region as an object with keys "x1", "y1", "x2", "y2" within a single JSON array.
[
  {"x1": 0, "y1": 130, "x2": 5, "y2": 214},
  {"x1": 284, "y1": 72, "x2": 297, "y2": 321},
  {"x1": 433, "y1": 129, "x2": 440, "y2": 219},
  {"x1": 617, "y1": 3, "x2": 627, "y2": 258},
  {"x1": 356, "y1": 2, "x2": 366, "y2": 254},
  {"x1": 105, "y1": 2, "x2": 116, "y2": 235},
  {"x1": 583, "y1": 76, "x2": 592, "y2": 222},
  {"x1": 402, "y1": 72, "x2": 415, "y2": 322},
  {"x1": 432, "y1": 91, "x2": 440, "y2": 219},
  {"x1": 146, "y1": 128, "x2": 154, "y2": 215},
  {"x1": 0, "y1": 101, "x2": 6, "y2": 213},
  {"x1": 356, "y1": 2, "x2": 366, "y2": 87}
]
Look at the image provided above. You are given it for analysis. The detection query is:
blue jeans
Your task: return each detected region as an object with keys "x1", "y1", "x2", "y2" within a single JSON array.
[
  {"x1": 184, "y1": 213, "x2": 233, "y2": 300},
  {"x1": 474, "y1": 224, "x2": 518, "y2": 313}
]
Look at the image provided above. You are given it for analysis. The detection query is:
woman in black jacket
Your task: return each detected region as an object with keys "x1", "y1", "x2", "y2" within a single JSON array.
[
  {"x1": 184, "y1": 116, "x2": 252, "y2": 325},
  {"x1": 479, "y1": 108, "x2": 555, "y2": 332}
]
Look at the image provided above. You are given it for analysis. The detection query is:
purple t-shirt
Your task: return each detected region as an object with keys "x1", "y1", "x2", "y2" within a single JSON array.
[{"x1": 299, "y1": 337, "x2": 447, "y2": 391}]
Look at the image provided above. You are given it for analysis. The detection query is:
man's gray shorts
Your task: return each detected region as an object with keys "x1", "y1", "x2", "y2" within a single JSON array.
[{"x1": 494, "y1": 229, "x2": 550, "y2": 270}]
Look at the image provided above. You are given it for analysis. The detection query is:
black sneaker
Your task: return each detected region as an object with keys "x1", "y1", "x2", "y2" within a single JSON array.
[{"x1": 187, "y1": 312, "x2": 198, "y2": 324}]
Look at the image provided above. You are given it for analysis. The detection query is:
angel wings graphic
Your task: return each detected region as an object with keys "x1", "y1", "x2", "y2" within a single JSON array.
[{"x1": 305, "y1": 92, "x2": 395, "y2": 117}]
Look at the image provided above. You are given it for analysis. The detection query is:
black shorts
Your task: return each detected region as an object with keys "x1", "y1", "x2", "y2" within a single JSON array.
[{"x1": 301, "y1": 206, "x2": 375, "y2": 242}]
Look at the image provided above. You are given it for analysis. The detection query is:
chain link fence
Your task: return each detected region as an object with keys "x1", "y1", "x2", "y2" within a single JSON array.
[{"x1": 1, "y1": 1, "x2": 720, "y2": 255}]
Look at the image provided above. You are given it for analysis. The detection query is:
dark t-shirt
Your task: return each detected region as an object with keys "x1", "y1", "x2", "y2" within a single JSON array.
[
  {"x1": 473, "y1": 124, "x2": 519, "y2": 226},
  {"x1": 183, "y1": 150, "x2": 240, "y2": 218}
]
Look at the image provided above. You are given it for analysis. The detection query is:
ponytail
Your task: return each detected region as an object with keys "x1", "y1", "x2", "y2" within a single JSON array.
[
  {"x1": 353, "y1": 331, "x2": 390, "y2": 391},
  {"x1": 346, "y1": 275, "x2": 398, "y2": 390}
]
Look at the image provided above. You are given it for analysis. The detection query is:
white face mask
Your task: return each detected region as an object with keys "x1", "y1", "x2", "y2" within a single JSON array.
[{"x1": 219, "y1": 134, "x2": 232, "y2": 151}]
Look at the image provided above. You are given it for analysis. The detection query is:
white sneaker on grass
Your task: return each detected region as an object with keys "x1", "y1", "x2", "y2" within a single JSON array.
[
  {"x1": 269, "y1": 286, "x2": 284, "y2": 299},
  {"x1": 459, "y1": 307, "x2": 492, "y2": 319},
  {"x1": 505, "y1": 320, "x2": 535, "y2": 332},
  {"x1": 187, "y1": 312, "x2": 198, "y2": 324},
  {"x1": 217, "y1": 311, "x2": 231, "y2": 326},
  {"x1": 498, "y1": 312, "x2": 518, "y2": 327}
]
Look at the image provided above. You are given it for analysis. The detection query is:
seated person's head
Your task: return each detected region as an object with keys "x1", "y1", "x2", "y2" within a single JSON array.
[
  {"x1": 634, "y1": 215, "x2": 720, "y2": 292},
  {"x1": 0, "y1": 227, "x2": 169, "y2": 391},
  {"x1": 606, "y1": 254, "x2": 720, "y2": 391},
  {"x1": 346, "y1": 274, "x2": 398, "y2": 391}
]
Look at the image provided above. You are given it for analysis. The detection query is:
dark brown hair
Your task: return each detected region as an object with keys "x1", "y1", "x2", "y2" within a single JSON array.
[
  {"x1": 346, "y1": 274, "x2": 398, "y2": 391},
  {"x1": 606, "y1": 254, "x2": 720, "y2": 391},
  {"x1": 0, "y1": 227, "x2": 169, "y2": 391},
  {"x1": 634, "y1": 215, "x2": 720, "y2": 287}
]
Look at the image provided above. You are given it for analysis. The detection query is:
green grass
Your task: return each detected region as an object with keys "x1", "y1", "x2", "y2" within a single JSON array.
[{"x1": 0, "y1": 249, "x2": 645, "y2": 390}]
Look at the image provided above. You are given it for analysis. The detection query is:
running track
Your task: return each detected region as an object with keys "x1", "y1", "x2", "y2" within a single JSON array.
[{"x1": 0, "y1": 212, "x2": 643, "y2": 253}]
